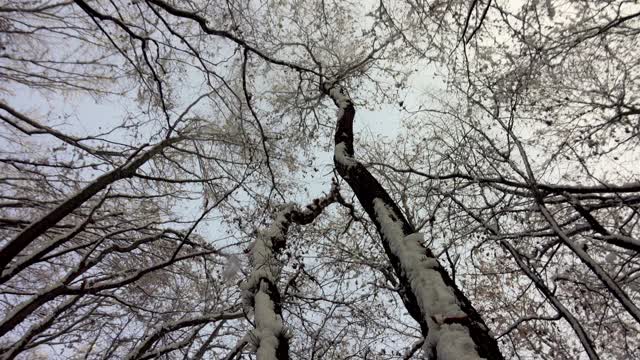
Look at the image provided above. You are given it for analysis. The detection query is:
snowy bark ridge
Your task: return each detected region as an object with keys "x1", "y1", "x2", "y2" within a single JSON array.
[
  {"x1": 322, "y1": 82, "x2": 358, "y2": 168},
  {"x1": 322, "y1": 81, "x2": 504, "y2": 360},
  {"x1": 241, "y1": 185, "x2": 339, "y2": 360},
  {"x1": 334, "y1": 142, "x2": 358, "y2": 167},
  {"x1": 242, "y1": 206, "x2": 292, "y2": 360},
  {"x1": 374, "y1": 199, "x2": 485, "y2": 360}
]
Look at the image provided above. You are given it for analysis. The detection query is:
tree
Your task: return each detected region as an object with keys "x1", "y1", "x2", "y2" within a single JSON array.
[{"x1": 0, "y1": 0, "x2": 638, "y2": 359}]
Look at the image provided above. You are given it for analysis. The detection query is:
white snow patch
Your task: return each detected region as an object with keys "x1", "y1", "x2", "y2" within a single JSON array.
[
  {"x1": 334, "y1": 142, "x2": 358, "y2": 167},
  {"x1": 373, "y1": 198, "x2": 463, "y2": 320},
  {"x1": 240, "y1": 205, "x2": 296, "y2": 358},
  {"x1": 405, "y1": 232, "x2": 425, "y2": 243},
  {"x1": 374, "y1": 198, "x2": 484, "y2": 358},
  {"x1": 243, "y1": 206, "x2": 294, "y2": 288},
  {"x1": 242, "y1": 232, "x2": 278, "y2": 292},
  {"x1": 241, "y1": 205, "x2": 294, "y2": 307},
  {"x1": 251, "y1": 286, "x2": 284, "y2": 360},
  {"x1": 328, "y1": 86, "x2": 351, "y2": 109}
]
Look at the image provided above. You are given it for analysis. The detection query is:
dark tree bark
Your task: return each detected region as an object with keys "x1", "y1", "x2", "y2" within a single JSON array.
[{"x1": 323, "y1": 82, "x2": 504, "y2": 360}]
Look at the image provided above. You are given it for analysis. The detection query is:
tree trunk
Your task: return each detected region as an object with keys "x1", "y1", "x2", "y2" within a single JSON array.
[
  {"x1": 242, "y1": 184, "x2": 339, "y2": 359},
  {"x1": 323, "y1": 83, "x2": 504, "y2": 360}
]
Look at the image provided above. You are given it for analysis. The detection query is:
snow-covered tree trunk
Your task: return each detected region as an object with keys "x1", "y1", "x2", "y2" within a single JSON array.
[
  {"x1": 242, "y1": 184, "x2": 339, "y2": 360},
  {"x1": 323, "y1": 82, "x2": 504, "y2": 360}
]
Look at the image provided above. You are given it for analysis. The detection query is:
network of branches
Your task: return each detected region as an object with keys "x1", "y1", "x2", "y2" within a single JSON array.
[{"x1": 0, "y1": 0, "x2": 639, "y2": 359}]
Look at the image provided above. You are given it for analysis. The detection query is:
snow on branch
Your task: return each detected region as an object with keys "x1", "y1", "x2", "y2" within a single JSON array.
[
  {"x1": 334, "y1": 142, "x2": 358, "y2": 167},
  {"x1": 252, "y1": 284, "x2": 286, "y2": 360},
  {"x1": 241, "y1": 206, "x2": 292, "y2": 359},
  {"x1": 242, "y1": 205, "x2": 294, "y2": 297},
  {"x1": 322, "y1": 81, "x2": 353, "y2": 110}
]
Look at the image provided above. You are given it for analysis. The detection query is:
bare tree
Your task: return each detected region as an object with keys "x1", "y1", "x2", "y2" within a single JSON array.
[{"x1": 1, "y1": 0, "x2": 639, "y2": 359}]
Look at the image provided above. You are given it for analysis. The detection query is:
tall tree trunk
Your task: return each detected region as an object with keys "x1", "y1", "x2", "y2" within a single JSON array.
[
  {"x1": 323, "y1": 83, "x2": 504, "y2": 360},
  {"x1": 242, "y1": 184, "x2": 339, "y2": 359}
]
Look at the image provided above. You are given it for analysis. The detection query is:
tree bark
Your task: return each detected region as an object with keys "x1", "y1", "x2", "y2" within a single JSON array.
[{"x1": 323, "y1": 83, "x2": 504, "y2": 360}]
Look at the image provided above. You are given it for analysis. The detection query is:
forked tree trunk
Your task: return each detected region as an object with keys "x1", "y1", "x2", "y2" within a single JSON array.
[{"x1": 243, "y1": 184, "x2": 339, "y2": 360}]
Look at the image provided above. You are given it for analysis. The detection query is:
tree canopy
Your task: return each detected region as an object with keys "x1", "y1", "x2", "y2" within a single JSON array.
[{"x1": 0, "y1": 0, "x2": 639, "y2": 359}]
